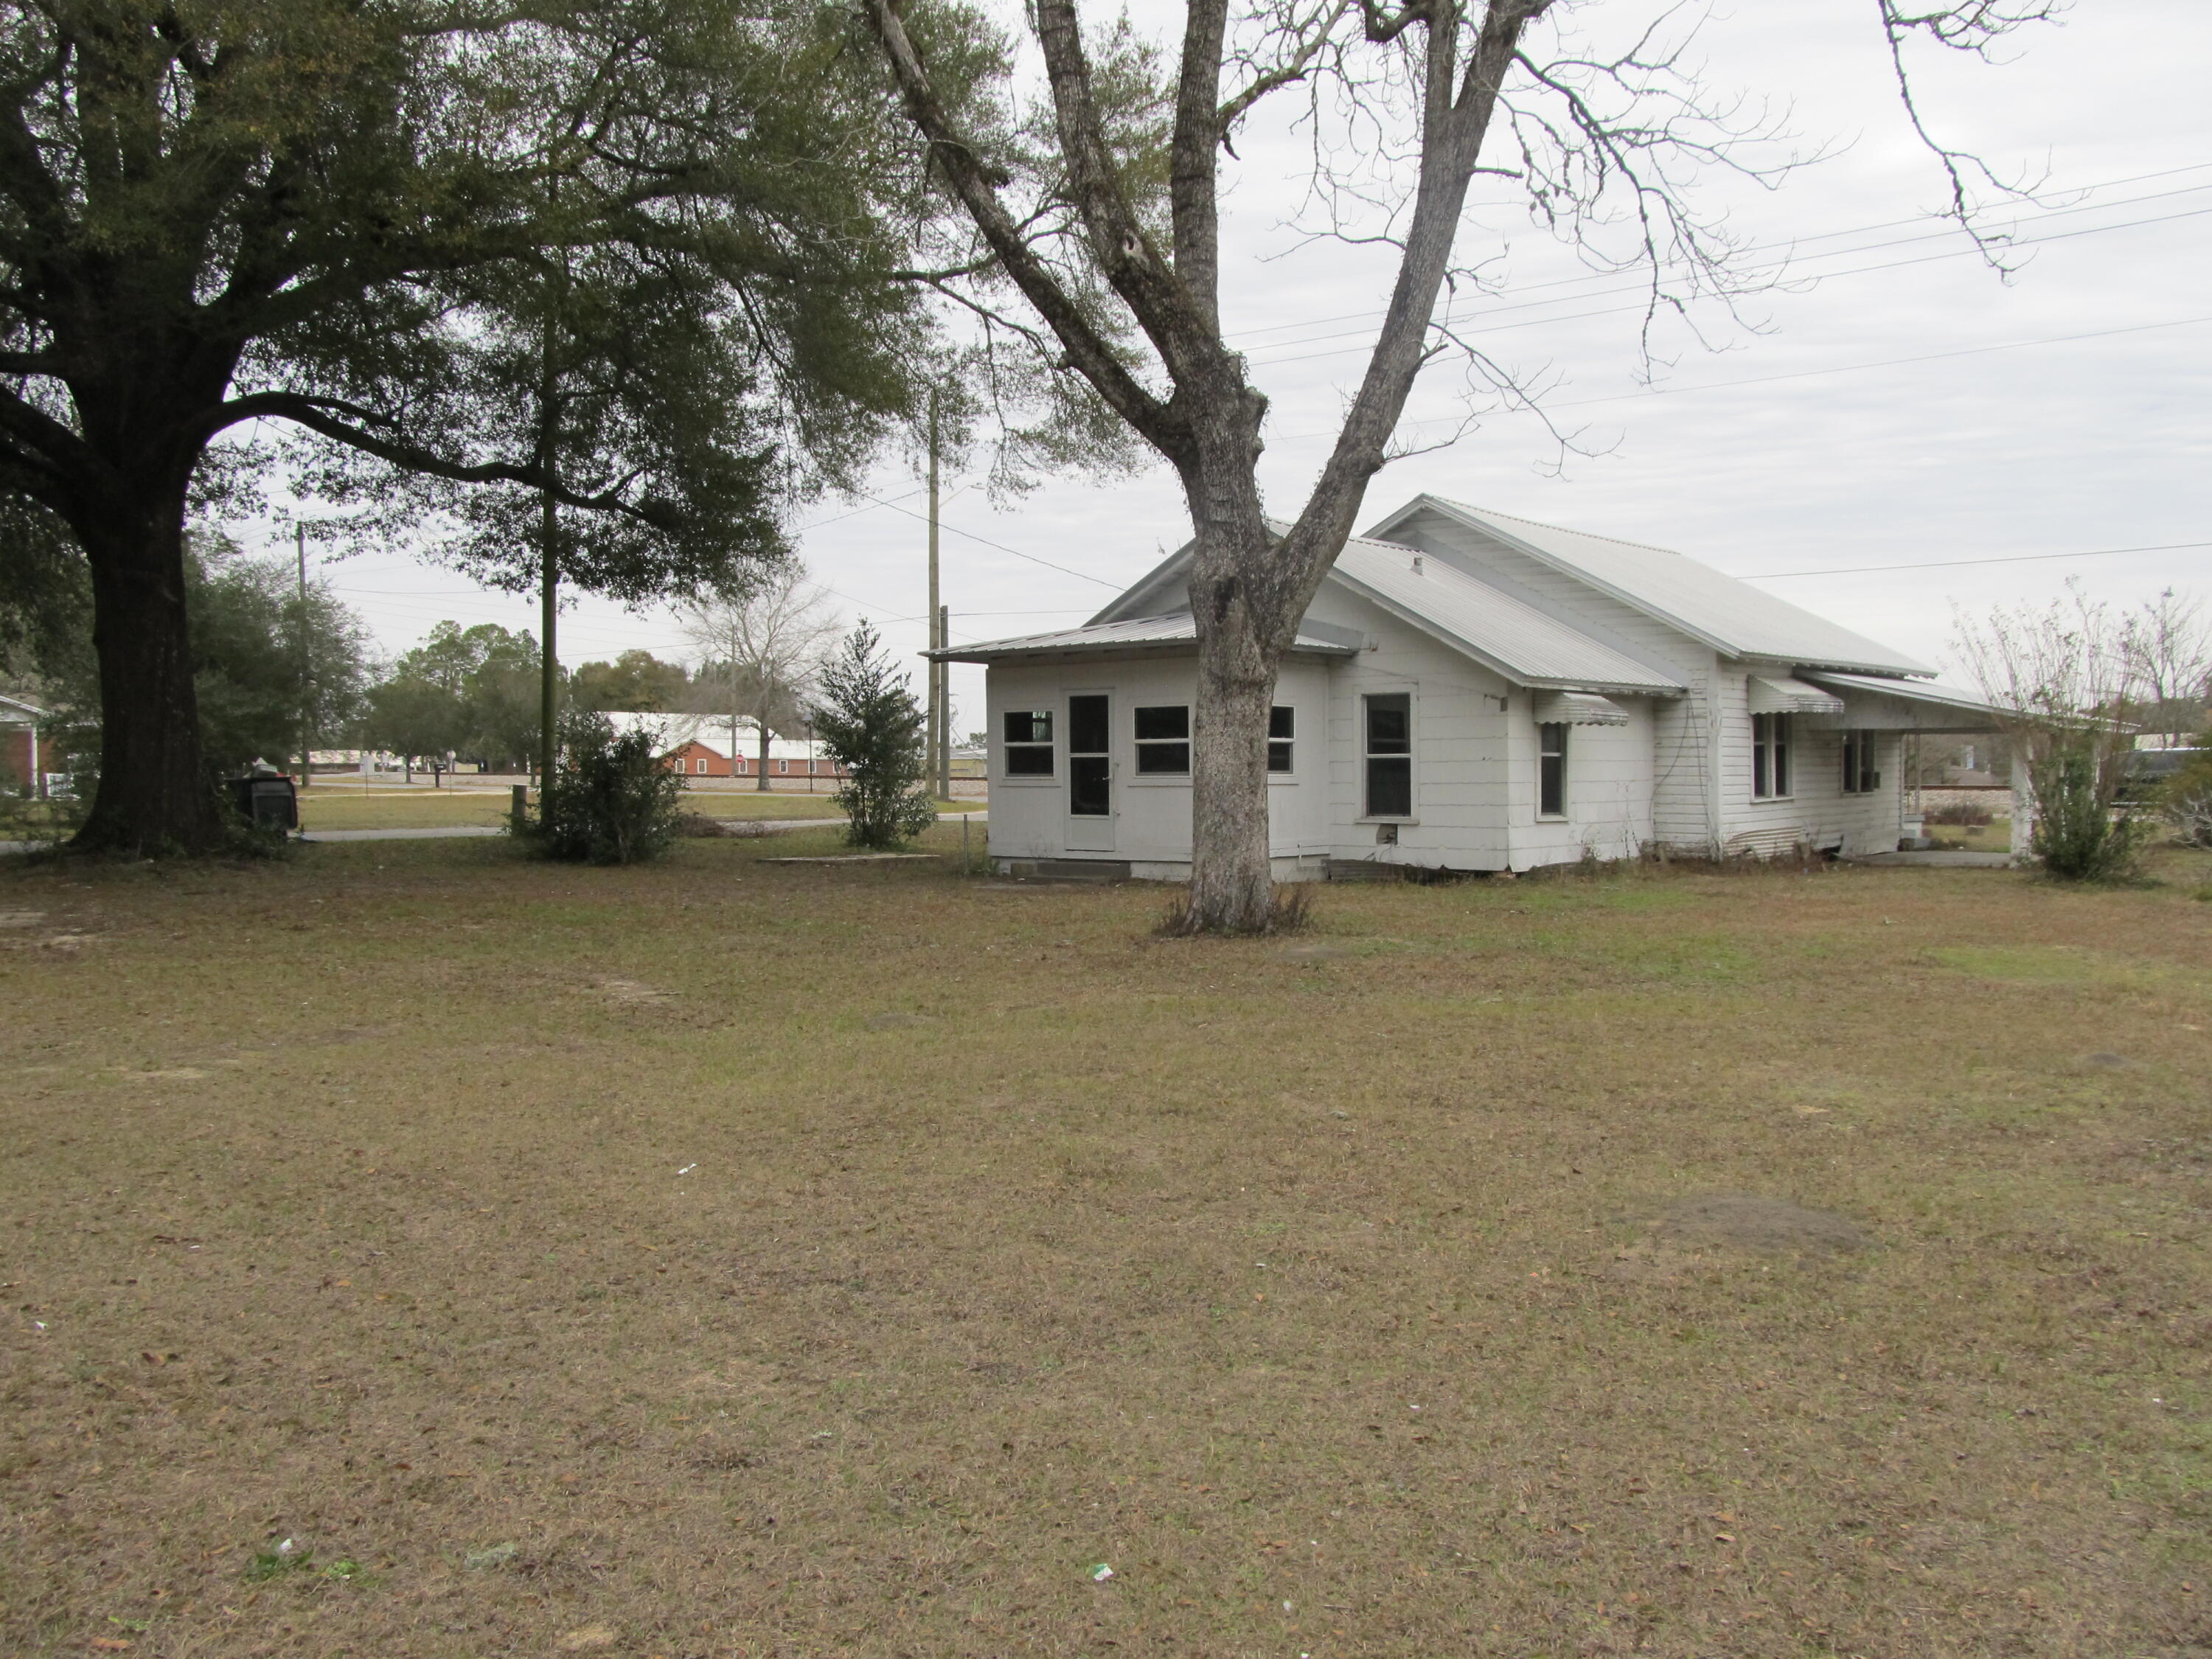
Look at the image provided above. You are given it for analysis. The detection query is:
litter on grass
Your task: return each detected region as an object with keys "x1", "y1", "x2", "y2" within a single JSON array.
[{"x1": 1089, "y1": 1563, "x2": 1114, "y2": 1582}]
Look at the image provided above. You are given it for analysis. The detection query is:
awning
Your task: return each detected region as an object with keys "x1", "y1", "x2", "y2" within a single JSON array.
[
  {"x1": 1532, "y1": 689, "x2": 1630, "y2": 726},
  {"x1": 1747, "y1": 674, "x2": 1846, "y2": 717}
]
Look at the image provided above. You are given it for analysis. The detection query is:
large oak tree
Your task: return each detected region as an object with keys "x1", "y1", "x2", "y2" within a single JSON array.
[{"x1": 0, "y1": 0, "x2": 934, "y2": 852}]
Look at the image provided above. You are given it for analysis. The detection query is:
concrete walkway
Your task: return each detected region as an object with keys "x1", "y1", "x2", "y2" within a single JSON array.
[
  {"x1": 1845, "y1": 849, "x2": 2017, "y2": 869},
  {"x1": 301, "y1": 811, "x2": 984, "y2": 844}
]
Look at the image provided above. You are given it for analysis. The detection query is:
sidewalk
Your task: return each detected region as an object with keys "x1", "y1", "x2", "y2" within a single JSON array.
[{"x1": 301, "y1": 811, "x2": 985, "y2": 844}]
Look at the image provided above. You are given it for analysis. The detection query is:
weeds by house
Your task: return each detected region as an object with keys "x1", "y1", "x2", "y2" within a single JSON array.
[{"x1": 2, "y1": 833, "x2": 2208, "y2": 1657}]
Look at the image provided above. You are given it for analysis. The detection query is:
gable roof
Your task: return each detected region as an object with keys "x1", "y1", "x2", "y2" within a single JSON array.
[
  {"x1": 1329, "y1": 534, "x2": 1682, "y2": 693},
  {"x1": 1367, "y1": 495, "x2": 1934, "y2": 677},
  {"x1": 930, "y1": 612, "x2": 1360, "y2": 664}
]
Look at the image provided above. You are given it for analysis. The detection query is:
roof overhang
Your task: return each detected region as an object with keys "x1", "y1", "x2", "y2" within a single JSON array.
[
  {"x1": 929, "y1": 614, "x2": 1361, "y2": 666},
  {"x1": 1800, "y1": 671, "x2": 2006, "y2": 734}
]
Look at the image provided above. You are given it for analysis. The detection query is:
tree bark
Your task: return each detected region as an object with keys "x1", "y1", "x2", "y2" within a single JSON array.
[
  {"x1": 69, "y1": 473, "x2": 227, "y2": 855},
  {"x1": 756, "y1": 703, "x2": 771, "y2": 790}
]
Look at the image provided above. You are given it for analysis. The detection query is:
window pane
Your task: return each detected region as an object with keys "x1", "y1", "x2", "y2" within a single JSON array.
[
  {"x1": 1133, "y1": 705, "x2": 1189, "y2": 741},
  {"x1": 1366, "y1": 693, "x2": 1411, "y2": 754},
  {"x1": 1004, "y1": 709, "x2": 1051, "y2": 745},
  {"x1": 1267, "y1": 740, "x2": 1293, "y2": 773},
  {"x1": 1366, "y1": 755, "x2": 1411, "y2": 818},
  {"x1": 1540, "y1": 754, "x2": 1565, "y2": 818},
  {"x1": 1269, "y1": 706, "x2": 1295, "y2": 740},
  {"x1": 1005, "y1": 745, "x2": 1054, "y2": 776},
  {"x1": 1539, "y1": 721, "x2": 1565, "y2": 757},
  {"x1": 1070, "y1": 754, "x2": 1110, "y2": 815},
  {"x1": 1134, "y1": 742, "x2": 1190, "y2": 774},
  {"x1": 1068, "y1": 695, "x2": 1109, "y2": 754},
  {"x1": 1773, "y1": 715, "x2": 1791, "y2": 796}
]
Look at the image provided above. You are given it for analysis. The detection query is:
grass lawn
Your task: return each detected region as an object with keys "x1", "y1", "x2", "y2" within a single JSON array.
[
  {"x1": 295, "y1": 787, "x2": 980, "y2": 833},
  {"x1": 1926, "y1": 818, "x2": 2014, "y2": 854},
  {"x1": 1, "y1": 835, "x2": 2208, "y2": 1658}
]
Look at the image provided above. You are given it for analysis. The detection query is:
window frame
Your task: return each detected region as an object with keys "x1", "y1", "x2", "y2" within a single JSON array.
[
  {"x1": 1841, "y1": 728, "x2": 1879, "y2": 794},
  {"x1": 1131, "y1": 704, "x2": 1192, "y2": 778},
  {"x1": 1000, "y1": 707, "x2": 1057, "y2": 781},
  {"x1": 1267, "y1": 704, "x2": 1295, "y2": 778},
  {"x1": 1537, "y1": 721, "x2": 1568, "y2": 819},
  {"x1": 1360, "y1": 690, "x2": 1416, "y2": 821},
  {"x1": 1752, "y1": 711, "x2": 1794, "y2": 800}
]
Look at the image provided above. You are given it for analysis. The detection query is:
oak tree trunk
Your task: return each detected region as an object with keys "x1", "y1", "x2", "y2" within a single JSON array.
[{"x1": 70, "y1": 474, "x2": 226, "y2": 855}]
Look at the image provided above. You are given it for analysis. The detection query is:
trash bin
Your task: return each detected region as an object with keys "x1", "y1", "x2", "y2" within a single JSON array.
[{"x1": 225, "y1": 761, "x2": 299, "y2": 832}]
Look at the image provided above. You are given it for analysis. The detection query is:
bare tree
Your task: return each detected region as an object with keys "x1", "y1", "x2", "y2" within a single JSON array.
[
  {"x1": 2120, "y1": 590, "x2": 2212, "y2": 746},
  {"x1": 861, "y1": 0, "x2": 2054, "y2": 930},
  {"x1": 683, "y1": 568, "x2": 842, "y2": 790},
  {"x1": 1952, "y1": 580, "x2": 2152, "y2": 879}
]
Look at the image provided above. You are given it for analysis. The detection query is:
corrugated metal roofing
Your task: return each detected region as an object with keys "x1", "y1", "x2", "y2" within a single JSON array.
[
  {"x1": 1747, "y1": 675, "x2": 1846, "y2": 716},
  {"x1": 931, "y1": 613, "x2": 1359, "y2": 663},
  {"x1": 1397, "y1": 497, "x2": 1937, "y2": 676},
  {"x1": 1800, "y1": 672, "x2": 2003, "y2": 718},
  {"x1": 1332, "y1": 535, "x2": 1683, "y2": 692}
]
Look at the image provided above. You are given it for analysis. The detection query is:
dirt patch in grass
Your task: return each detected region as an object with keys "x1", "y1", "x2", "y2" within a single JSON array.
[
  {"x1": 1, "y1": 836, "x2": 2208, "y2": 1657},
  {"x1": 1654, "y1": 1192, "x2": 1872, "y2": 1256}
]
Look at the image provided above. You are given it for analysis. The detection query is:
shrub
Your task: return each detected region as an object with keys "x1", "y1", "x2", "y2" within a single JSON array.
[
  {"x1": 807, "y1": 622, "x2": 936, "y2": 849},
  {"x1": 2028, "y1": 737, "x2": 2146, "y2": 882},
  {"x1": 519, "y1": 709, "x2": 684, "y2": 865},
  {"x1": 2160, "y1": 739, "x2": 2212, "y2": 849}
]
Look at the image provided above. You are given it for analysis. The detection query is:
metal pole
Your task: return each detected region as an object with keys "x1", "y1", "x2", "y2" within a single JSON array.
[
  {"x1": 938, "y1": 604, "x2": 952, "y2": 799},
  {"x1": 296, "y1": 524, "x2": 311, "y2": 789},
  {"x1": 925, "y1": 389, "x2": 940, "y2": 801}
]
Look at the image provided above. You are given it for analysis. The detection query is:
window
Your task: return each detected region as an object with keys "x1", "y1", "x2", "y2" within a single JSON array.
[
  {"x1": 778, "y1": 758, "x2": 790, "y2": 775},
  {"x1": 1004, "y1": 709, "x2": 1054, "y2": 776},
  {"x1": 695, "y1": 757, "x2": 709, "y2": 775},
  {"x1": 1133, "y1": 705, "x2": 1190, "y2": 774},
  {"x1": 1268, "y1": 706, "x2": 1294, "y2": 773},
  {"x1": 1363, "y1": 692, "x2": 1412, "y2": 818},
  {"x1": 1752, "y1": 712, "x2": 1793, "y2": 799},
  {"x1": 1538, "y1": 722, "x2": 1567, "y2": 818},
  {"x1": 1842, "y1": 729, "x2": 1879, "y2": 793}
]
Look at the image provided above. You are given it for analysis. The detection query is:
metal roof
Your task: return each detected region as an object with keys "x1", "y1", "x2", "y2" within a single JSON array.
[
  {"x1": 929, "y1": 613, "x2": 1360, "y2": 664},
  {"x1": 1799, "y1": 672, "x2": 2003, "y2": 719},
  {"x1": 1331, "y1": 535, "x2": 1683, "y2": 693},
  {"x1": 1380, "y1": 496, "x2": 1937, "y2": 676}
]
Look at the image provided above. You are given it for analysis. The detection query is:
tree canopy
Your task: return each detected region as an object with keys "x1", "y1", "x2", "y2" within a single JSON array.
[{"x1": 0, "y1": 0, "x2": 958, "y2": 851}]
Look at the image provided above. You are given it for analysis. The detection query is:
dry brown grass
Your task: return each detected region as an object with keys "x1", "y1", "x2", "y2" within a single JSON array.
[
  {"x1": 296, "y1": 788, "x2": 867, "y2": 834},
  {"x1": 1, "y1": 834, "x2": 2208, "y2": 1658}
]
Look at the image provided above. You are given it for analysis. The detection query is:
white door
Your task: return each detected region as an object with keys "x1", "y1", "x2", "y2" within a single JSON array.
[{"x1": 1065, "y1": 692, "x2": 1115, "y2": 852}]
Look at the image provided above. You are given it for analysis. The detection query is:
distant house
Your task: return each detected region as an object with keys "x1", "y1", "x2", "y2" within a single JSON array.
[
  {"x1": 598, "y1": 712, "x2": 845, "y2": 784},
  {"x1": 0, "y1": 692, "x2": 50, "y2": 796},
  {"x1": 933, "y1": 495, "x2": 2008, "y2": 879}
]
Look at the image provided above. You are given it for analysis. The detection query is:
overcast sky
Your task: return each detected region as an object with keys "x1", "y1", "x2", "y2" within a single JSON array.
[{"x1": 306, "y1": 0, "x2": 2212, "y2": 736}]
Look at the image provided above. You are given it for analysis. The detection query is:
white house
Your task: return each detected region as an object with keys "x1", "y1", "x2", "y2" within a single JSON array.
[{"x1": 934, "y1": 495, "x2": 2006, "y2": 879}]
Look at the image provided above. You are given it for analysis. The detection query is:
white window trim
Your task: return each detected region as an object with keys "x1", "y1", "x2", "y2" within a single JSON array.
[
  {"x1": 998, "y1": 704, "x2": 1058, "y2": 785},
  {"x1": 1128, "y1": 703, "x2": 1193, "y2": 786},
  {"x1": 1537, "y1": 720, "x2": 1568, "y2": 821},
  {"x1": 1356, "y1": 686, "x2": 1418, "y2": 824}
]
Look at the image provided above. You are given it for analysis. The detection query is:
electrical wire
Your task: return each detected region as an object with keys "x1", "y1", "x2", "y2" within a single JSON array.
[{"x1": 1733, "y1": 539, "x2": 2212, "y2": 582}]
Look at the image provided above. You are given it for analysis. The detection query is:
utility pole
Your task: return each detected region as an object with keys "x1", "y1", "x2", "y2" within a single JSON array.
[
  {"x1": 925, "y1": 389, "x2": 941, "y2": 802},
  {"x1": 938, "y1": 603, "x2": 952, "y2": 799},
  {"x1": 296, "y1": 523, "x2": 311, "y2": 790}
]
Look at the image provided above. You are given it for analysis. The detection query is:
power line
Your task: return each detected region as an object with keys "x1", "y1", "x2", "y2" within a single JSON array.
[
  {"x1": 1735, "y1": 539, "x2": 2212, "y2": 582},
  {"x1": 1249, "y1": 201, "x2": 2212, "y2": 372},
  {"x1": 855, "y1": 491, "x2": 1124, "y2": 588},
  {"x1": 1226, "y1": 157, "x2": 2212, "y2": 348}
]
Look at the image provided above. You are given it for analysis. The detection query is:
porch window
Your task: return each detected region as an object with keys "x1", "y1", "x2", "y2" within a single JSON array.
[
  {"x1": 1268, "y1": 706, "x2": 1294, "y2": 773},
  {"x1": 1364, "y1": 692, "x2": 1413, "y2": 818},
  {"x1": 1842, "y1": 729, "x2": 1879, "y2": 793},
  {"x1": 1753, "y1": 712, "x2": 1792, "y2": 799},
  {"x1": 1538, "y1": 722, "x2": 1567, "y2": 818},
  {"x1": 1133, "y1": 705, "x2": 1191, "y2": 774},
  {"x1": 1004, "y1": 709, "x2": 1054, "y2": 776}
]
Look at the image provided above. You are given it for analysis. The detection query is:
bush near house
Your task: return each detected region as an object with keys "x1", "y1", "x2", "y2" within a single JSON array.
[{"x1": 519, "y1": 709, "x2": 684, "y2": 865}]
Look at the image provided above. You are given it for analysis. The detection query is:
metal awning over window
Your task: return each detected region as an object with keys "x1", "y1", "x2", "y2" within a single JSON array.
[
  {"x1": 1532, "y1": 689, "x2": 1630, "y2": 726},
  {"x1": 1747, "y1": 675, "x2": 1846, "y2": 717}
]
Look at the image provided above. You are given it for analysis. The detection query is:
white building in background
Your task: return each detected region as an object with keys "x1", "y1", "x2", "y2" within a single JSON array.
[{"x1": 935, "y1": 495, "x2": 2006, "y2": 880}]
